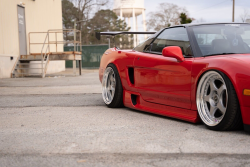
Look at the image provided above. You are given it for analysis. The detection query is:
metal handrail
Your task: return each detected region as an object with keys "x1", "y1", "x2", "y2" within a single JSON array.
[
  {"x1": 28, "y1": 29, "x2": 82, "y2": 54},
  {"x1": 28, "y1": 29, "x2": 82, "y2": 77},
  {"x1": 40, "y1": 32, "x2": 49, "y2": 77},
  {"x1": 42, "y1": 44, "x2": 50, "y2": 77}
]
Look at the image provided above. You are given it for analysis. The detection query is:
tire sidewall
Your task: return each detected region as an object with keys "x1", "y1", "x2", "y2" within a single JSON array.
[
  {"x1": 103, "y1": 64, "x2": 123, "y2": 108},
  {"x1": 197, "y1": 70, "x2": 240, "y2": 131}
]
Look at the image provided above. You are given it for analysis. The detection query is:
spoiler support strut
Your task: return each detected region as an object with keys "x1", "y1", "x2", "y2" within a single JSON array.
[{"x1": 95, "y1": 31, "x2": 156, "y2": 48}]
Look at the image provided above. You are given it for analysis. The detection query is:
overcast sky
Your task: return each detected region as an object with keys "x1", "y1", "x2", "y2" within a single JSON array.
[
  {"x1": 144, "y1": 0, "x2": 250, "y2": 23},
  {"x1": 108, "y1": 0, "x2": 250, "y2": 41}
]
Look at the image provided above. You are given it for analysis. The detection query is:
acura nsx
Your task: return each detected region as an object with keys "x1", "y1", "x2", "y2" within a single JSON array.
[{"x1": 97, "y1": 23, "x2": 250, "y2": 132}]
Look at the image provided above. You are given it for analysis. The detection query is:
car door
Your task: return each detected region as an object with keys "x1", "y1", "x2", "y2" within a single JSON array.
[{"x1": 133, "y1": 27, "x2": 193, "y2": 109}]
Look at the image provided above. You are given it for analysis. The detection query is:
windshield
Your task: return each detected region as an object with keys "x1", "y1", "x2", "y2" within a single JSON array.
[{"x1": 191, "y1": 24, "x2": 250, "y2": 56}]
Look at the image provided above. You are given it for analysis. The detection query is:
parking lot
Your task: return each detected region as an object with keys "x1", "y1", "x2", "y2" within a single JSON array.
[{"x1": 1, "y1": 69, "x2": 250, "y2": 167}]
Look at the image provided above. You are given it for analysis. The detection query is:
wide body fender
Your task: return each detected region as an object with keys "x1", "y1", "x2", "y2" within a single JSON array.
[
  {"x1": 99, "y1": 48, "x2": 138, "y2": 93},
  {"x1": 191, "y1": 56, "x2": 250, "y2": 125}
]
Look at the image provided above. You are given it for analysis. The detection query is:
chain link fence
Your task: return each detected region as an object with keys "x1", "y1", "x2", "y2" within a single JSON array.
[{"x1": 64, "y1": 45, "x2": 109, "y2": 68}]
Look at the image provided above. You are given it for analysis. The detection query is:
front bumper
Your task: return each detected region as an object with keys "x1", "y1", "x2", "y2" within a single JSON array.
[
  {"x1": 244, "y1": 124, "x2": 250, "y2": 133},
  {"x1": 241, "y1": 106, "x2": 250, "y2": 133}
]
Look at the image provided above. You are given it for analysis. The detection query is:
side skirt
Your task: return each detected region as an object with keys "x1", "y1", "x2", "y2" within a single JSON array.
[
  {"x1": 244, "y1": 124, "x2": 250, "y2": 133},
  {"x1": 123, "y1": 90, "x2": 200, "y2": 123}
]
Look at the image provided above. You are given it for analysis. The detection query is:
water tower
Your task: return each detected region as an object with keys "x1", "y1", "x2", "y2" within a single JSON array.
[{"x1": 113, "y1": 0, "x2": 147, "y2": 47}]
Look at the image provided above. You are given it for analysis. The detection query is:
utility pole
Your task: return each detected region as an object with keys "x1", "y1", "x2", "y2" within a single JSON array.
[
  {"x1": 73, "y1": 19, "x2": 86, "y2": 75},
  {"x1": 232, "y1": 0, "x2": 235, "y2": 22},
  {"x1": 73, "y1": 19, "x2": 77, "y2": 75}
]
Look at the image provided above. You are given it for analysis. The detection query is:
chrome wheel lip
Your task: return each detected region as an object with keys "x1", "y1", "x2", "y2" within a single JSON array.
[
  {"x1": 196, "y1": 71, "x2": 228, "y2": 126},
  {"x1": 102, "y1": 67, "x2": 116, "y2": 105}
]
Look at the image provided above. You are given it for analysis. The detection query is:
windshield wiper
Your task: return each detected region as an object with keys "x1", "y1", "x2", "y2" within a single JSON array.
[{"x1": 204, "y1": 53, "x2": 238, "y2": 57}]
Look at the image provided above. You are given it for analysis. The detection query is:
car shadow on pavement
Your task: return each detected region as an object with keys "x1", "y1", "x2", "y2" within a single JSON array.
[{"x1": 116, "y1": 106, "x2": 248, "y2": 135}]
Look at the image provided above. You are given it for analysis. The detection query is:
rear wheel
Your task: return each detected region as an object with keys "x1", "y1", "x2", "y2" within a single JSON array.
[
  {"x1": 102, "y1": 64, "x2": 123, "y2": 108},
  {"x1": 196, "y1": 71, "x2": 242, "y2": 131}
]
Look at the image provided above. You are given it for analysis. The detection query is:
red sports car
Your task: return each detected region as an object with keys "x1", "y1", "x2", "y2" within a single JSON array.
[{"x1": 97, "y1": 23, "x2": 250, "y2": 132}]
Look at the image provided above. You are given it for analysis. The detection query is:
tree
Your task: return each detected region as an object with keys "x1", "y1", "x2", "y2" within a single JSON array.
[
  {"x1": 239, "y1": 9, "x2": 250, "y2": 23},
  {"x1": 62, "y1": 0, "x2": 109, "y2": 45},
  {"x1": 88, "y1": 10, "x2": 132, "y2": 47},
  {"x1": 147, "y1": 3, "x2": 189, "y2": 31},
  {"x1": 62, "y1": 0, "x2": 78, "y2": 29},
  {"x1": 70, "y1": 0, "x2": 109, "y2": 26},
  {"x1": 62, "y1": 1, "x2": 131, "y2": 47},
  {"x1": 179, "y1": 13, "x2": 193, "y2": 24},
  {"x1": 62, "y1": 0, "x2": 79, "y2": 41}
]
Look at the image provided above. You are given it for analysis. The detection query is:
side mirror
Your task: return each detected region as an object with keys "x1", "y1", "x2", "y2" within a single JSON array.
[{"x1": 162, "y1": 46, "x2": 185, "y2": 62}]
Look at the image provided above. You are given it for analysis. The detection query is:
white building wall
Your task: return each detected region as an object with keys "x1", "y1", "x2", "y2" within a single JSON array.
[{"x1": 0, "y1": 0, "x2": 65, "y2": 78}]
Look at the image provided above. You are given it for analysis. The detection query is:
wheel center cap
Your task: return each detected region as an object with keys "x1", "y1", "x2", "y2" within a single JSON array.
[{"x1": 213, "y1": 95, "x2": 219, "y2": 103}]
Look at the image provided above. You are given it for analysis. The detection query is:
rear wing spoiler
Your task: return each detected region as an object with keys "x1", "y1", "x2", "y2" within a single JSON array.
[{"x1": 95, "y1": 31, "x2": 156, "y2": 40}]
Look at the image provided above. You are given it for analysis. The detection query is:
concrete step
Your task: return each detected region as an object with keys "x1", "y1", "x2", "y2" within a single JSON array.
[
  {"x1": 13, "y1": 58, "x2": 48, "y2": 78},
  {"x1": 13, "y1": 73, "x2": 42, "y2": 75},
  {"x1": 15, "y1": 68, "x2": 43, "y2": 70},
  {"x1": 19, "y1": 59, "x2": 46, "y2": 61},
  {"x1": 17, "y1": 63, "x2": 45, "y2": 65},
  {"x1": 20, "y1": 55, "x2": 44, "y2": 59}
]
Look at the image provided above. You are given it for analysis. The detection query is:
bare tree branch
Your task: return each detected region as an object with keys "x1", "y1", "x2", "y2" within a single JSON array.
[
  {"x1": 70, "y1": 0, "x2": 108, "y2": 22},
  {"x1": 193, "y1": 18, "x2": 206, "y2": 23},
  {"x1": 239, "y1": 9, "x2": 250, "y2": 23},
  {"x1": 147, "y1": 3, "x2": 190, "y2": 31}
]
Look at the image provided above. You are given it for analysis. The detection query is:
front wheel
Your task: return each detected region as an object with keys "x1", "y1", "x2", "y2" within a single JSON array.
[
  {"x1": 102, "y1": 64, "x2": 123, "y2": 108},
  {"x1": 196, "y1": 71, "x2": 242, "y2": 131}
]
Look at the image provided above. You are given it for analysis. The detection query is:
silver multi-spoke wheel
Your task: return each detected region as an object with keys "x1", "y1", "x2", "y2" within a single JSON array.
[
  {"x1": 197, "y1": 71, "x2": 228, "y2": 126},
  {"x1": 102, "y1": 67, "x2": 116, "y2": 105}
]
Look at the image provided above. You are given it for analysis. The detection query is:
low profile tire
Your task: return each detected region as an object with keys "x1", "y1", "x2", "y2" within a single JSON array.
[
  {"x1": 196, "y1": 71, "x2": 242, "y2": 131},
  {"x1": 102, "y1": 64, "x2": 123, "y2": 108}
]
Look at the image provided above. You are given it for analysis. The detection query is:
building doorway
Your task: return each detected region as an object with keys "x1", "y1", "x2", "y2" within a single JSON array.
[{"x1": 17, "y1": 5, "x2": 27, "y2": 55}]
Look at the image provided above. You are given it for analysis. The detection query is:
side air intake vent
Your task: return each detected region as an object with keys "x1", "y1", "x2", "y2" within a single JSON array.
[
  {"x1": 131, "y1": 94, "x2": 137, "y2": 105},
  {"x1": 128, "y1": 67, "x2": 134, "y2": 84}
]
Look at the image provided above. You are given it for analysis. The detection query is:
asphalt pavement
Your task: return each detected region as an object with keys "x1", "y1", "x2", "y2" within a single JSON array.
[{"x1": 0, "y1": 69, "x2": 250, "y2": 167}]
